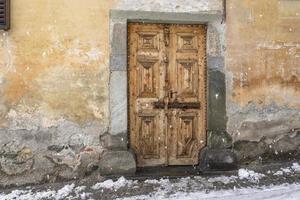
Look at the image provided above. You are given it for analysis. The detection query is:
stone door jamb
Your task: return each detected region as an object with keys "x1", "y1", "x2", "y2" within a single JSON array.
[{"x1": 108, "y1": 10, "x2": 225, "y2": 152}]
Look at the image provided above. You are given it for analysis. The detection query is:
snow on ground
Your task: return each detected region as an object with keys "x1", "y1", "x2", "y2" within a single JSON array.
[
  {"x1": 292, "y1": 162, "x2": 300, "y2": 172},
  {"x1": 238, "y1": 169, "x2": 265, "y2": 182},
  {"x1": 118, "y1": 183, "x2": 300, "y2": 200},
  {"x1": 207, "y1": 168, "x2": 265, "y2": 184},
  {"x1": 208, "y1": 175, "x2": 237, "y2": 184},
  {"x1": 272, "y1": 162, "x2": 300, "y2": 176},
  {"x1": 91, "y1": 177, "x2": 138, "y2": 191},
  {"x1": 0, "y1": 162, "x2": 299, "y2": 200},
  {"x1": 0, "y1": 184, "x2": 84, "y2": 200}
]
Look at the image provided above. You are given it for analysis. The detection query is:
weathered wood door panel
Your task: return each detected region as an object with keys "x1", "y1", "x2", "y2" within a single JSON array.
[
  {"x1": 129, "y1": 23, "x2": 207, "y2": 167},
  {"x1": 128, "y1": 24, "x2": 167, "y2": 167}
]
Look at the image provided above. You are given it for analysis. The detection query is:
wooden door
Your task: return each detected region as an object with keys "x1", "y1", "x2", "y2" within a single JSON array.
[{"x1": 128, "y1": 23, "x2": 207, "y2": 167}]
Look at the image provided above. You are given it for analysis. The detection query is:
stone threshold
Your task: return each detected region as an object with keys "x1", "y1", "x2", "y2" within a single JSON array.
[{"x1": 102, "y1": 166, "x2": 237, "y2": 180}]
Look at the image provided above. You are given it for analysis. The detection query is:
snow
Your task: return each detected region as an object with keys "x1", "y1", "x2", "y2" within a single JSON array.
[
  {"x1": 208, "y1": 169, "x2": 266, "y2": 184},
  {"x1": 91, "y1": 176, "x2": 138, "y2": 191},
  {"x1": 144, "y1": 178, "x2": 170, "y2": 185},
  {"x1": 238, "y1": 169, "x2": 265, "y2": 182},
  {"x1": 0, "y1": 184, "x2": 85, "y2": 200},
  {"x1": 208, "y1": 175, "x2": 237, "y2": 184},
  {"x1": 274, "y1": 170, "x2": 284, "y2": 176},
  {"x1": 281, "y1": 167, "x2": 292, "y2": 174},
  {"x1": 273, "y1": 162, "x2": 300, "y2": 176},
  {"x1": 0, "y1": 163, "x2": 299, "y2": 200},
  {"x1": 5, "y1": 183, "x2": 300, "y2": 200},
  {"x1": 118, "y1": 184, "x2": 300, "y2": 200},
  {"x1": 292, "y1": 162, "x2": 300, "y2": 172},
  {"x1": 56, "y1": 183, "x2": 75, "y2": 199}
]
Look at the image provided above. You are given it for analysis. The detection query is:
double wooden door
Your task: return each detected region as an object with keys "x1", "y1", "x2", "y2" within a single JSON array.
[{"x1": 128, "y1": 23, "x2": 207, "y2": 167}]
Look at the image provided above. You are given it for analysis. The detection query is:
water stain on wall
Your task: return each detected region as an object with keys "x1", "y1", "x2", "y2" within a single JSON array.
[{"x1": 227, "y1": 0, "x2": 300, "y2": 108}]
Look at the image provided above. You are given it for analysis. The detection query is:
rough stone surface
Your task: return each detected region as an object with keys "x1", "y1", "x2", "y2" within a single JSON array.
[
  {"x1": 199, "y1": 148, "x2": 238, "y2": 171},
  {"x1": 100, "y1": 133, "x2": 128, "y2": 151},
  {"x1": 0, "y1": 142, "x2": 34, "y2": 176},
  {"x1": 207, "y1": 131, "x2": 232, "y2": 149},
  {"x1": 226, "y1": 0, "x2": 300, "y2": 165},
  {"x1": 98, "y1": 151, "x2": 136, "y2": 175},
  {"x1": 227, "y1": 103, "x2": 300, "y2": 142},
  {"x1": 233, "y1": 130, "x2": 300, "y2": 164},
  {"x1": 233, "y1": 141, "x2": 269, "y2": 164}
]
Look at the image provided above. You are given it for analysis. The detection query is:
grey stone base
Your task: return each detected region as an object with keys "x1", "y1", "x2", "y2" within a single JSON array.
[
  {"x1": 98, "y1": 151, "x2": 136, "y2": 175},
  {"x1": 233, "y1": 130, "x2": 300, "y2": 164},
  {"x1": 100, "y1": 133, "x2": 128, "y2": 151},
  {"x1": 199, "y1": 148, "x2": 238, "y2": 171}
]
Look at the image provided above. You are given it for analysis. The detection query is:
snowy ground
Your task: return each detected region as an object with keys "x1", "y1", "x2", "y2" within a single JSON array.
[{"x1": 0, "y1": 162, "x2": 300, "y2": 200}]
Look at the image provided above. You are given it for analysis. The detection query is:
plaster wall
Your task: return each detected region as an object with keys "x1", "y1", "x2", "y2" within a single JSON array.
[
  {"x1": 227, "y1": 0, "x2": 300, "y2": 161},
  {"x1": 1, "y1": 0, "x2": 298, "y2": 186},
  {"x1": 0, "y1": 0, "x2": 224, "y2": 186}
]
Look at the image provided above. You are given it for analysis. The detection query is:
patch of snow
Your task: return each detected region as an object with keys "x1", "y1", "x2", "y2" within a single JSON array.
[
  {"x1": 281, "y1": 167, "x2": 292, "y2": 174},
  {"x1": 291, "y1": 163, "x2": 300, "y2": 172},
  {"x1": 56, "y1": 183, "x2": 75, "y2": 199},
  {"x1": 238, "y1": 169, "x2": 265, "y2": 182},
  {"x1": 91, "y1": 177, "x2": 138, "y2": 191},
  {"x1": 118, "y1": 183, "x2": 300, "y2": 200},
  {"x1": 208, "y1": 176, "x2": 238, "y2": 184},
  {"x1": 74, "y1": 185, "x2": 86, "y2": 193},
  {"x1": 0, "y1": 183, "x2": 88, "y2": 200},
  {"x1": 273, "y1": 163, "x2": 300, "y2": 176},
  {"x1": 274, "y1": 170, "x2": 284, "y2": 176},
  {"x1": 144, "y1": 179, "x2": 161, "y2": 184},
  {"x1": 144, "y1": 178, "x2": 170, "y2": 185}
]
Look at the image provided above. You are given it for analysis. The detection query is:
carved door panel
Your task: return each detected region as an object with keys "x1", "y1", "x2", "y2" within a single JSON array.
[
  {"x1": 128, "y1": 24, "x2": 167, "y2": 167},
  {"x1": 168, "y1": 25, "x2": 207, "y2": 165},
  {"x1": 128, "y1": 23, "x2": 206, "y2": 167}
]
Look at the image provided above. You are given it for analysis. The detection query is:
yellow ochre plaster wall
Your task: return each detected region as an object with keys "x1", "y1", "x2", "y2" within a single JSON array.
[{"x1": 0, "y1": 0, "x2": 118, "y2": 128}]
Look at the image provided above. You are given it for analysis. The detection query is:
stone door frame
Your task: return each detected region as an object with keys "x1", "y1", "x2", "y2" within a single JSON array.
[{"x1": 108, "y1": 9, "x2": 226, "y2": 170}]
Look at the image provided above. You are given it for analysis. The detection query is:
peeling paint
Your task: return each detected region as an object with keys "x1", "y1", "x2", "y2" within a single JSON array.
[
  {"x1": 0, "y1": 0, "x2": 299, "y2": 186},
  {"x1": 226, "y1": 0, "x2": 300, "y2": 149}
]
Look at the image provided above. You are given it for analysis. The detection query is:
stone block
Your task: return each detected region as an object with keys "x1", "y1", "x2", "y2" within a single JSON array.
[
  {"x1": 110, "y1": 54, "x2": 127, "y2": 71},
  {"x1": 0, "y1": 145, "x2": 34, "y2": 176},
  {"x1": 199, "y1": 148, "x2": 238, "y2": 171},
  {"x1": 111, "y1": 22, "x2": 127, "y2": 55},
  {"x1": 207, "y1": 130, "x2": 232, "y2": 149},
  {"x1": 207, "y1": 24, "x2": 221, "y2": 57},
  {"x1": 233, "y1": 141, "x2": 268, "y2": 163},
  {"x1": 109, "y1": 71, "x2": 128, "y2": 135},
  {"x1": 207, "y1": 56, "x2": 224, "y2": 69},
  {"x1": 100, "y1": 133, "x2": 128, "y2": 151},
  {"x1": 208, "y1": 69, "x2": 227, "y2": 131},
  {"x1": 98, "y1": 151, "x2": 136, "y2": 175}
]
